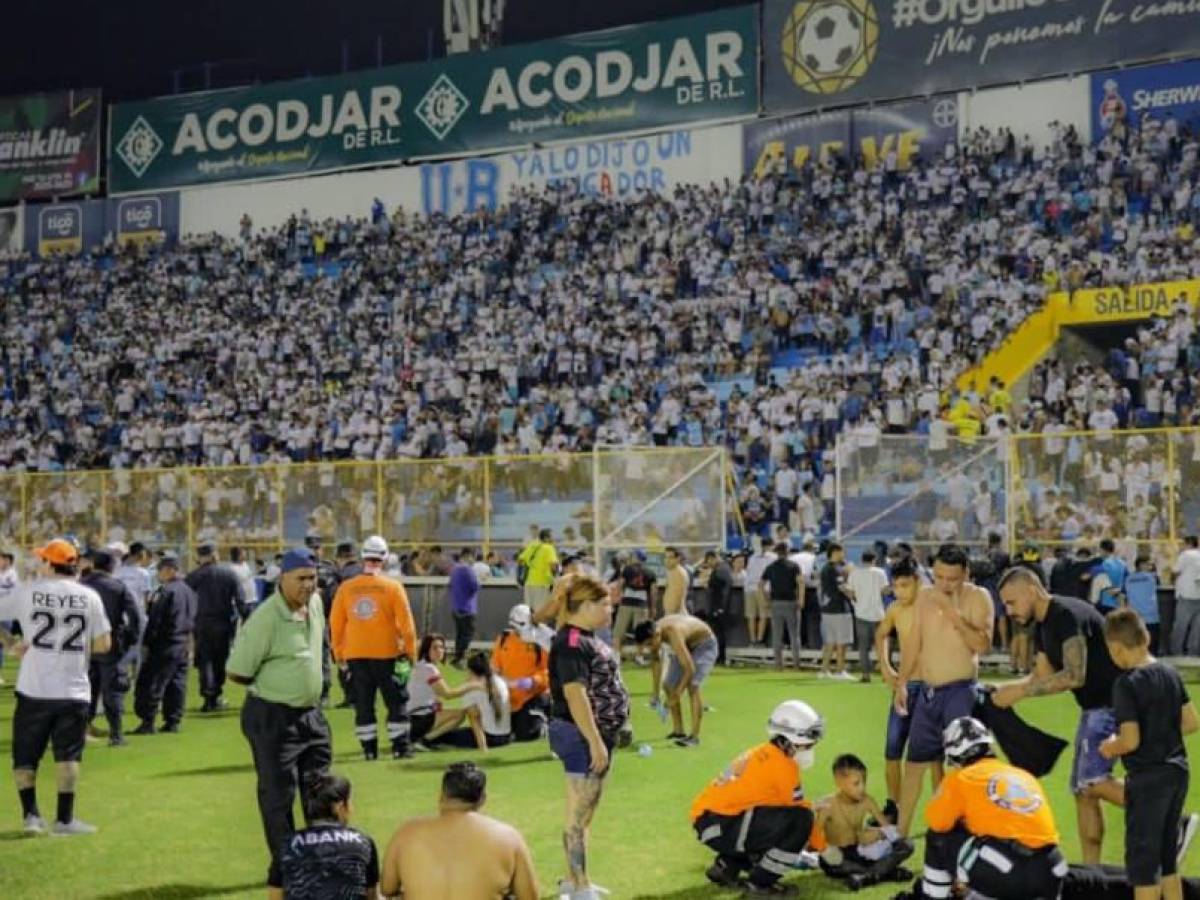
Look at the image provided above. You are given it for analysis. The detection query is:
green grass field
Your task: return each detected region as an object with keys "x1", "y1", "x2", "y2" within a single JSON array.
[{"x1": 2, "y1": 662, "x2": 1199, "y2": 900}]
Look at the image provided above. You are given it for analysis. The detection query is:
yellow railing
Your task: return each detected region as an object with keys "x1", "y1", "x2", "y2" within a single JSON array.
[{"x1": 0, "y1": 446, "x2": 727, "y2": 565}]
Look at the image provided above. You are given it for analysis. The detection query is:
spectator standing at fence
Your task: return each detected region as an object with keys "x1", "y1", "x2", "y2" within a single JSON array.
[
  {"x1": 662, "y1": 547, "x2": 690, "y2": 616},
  {"x1": 448, "y1": 549, "x2": 481, "y2": 668},
  {"x1": 819, "y1": 543, "x2": 856, "y2": 681},
  {"x1": 613, "y1": 550, "x2": 656, "y2": 661},
  {"x1": 517, "y1": 528, "x2": 559, "y2": 610},
  {"x1": 744, "y1": 538, "x2": 772, "y2": 647},
  {"x1": 763, "y1": 543, "x2": 803, "y2": 673},
  {"x1": 1125, "y1": 556, "x2": 1162, "y2": 653},
  {"x1": 229, "y1": 547, "x2": 259, "y2": 615},
  {"x1": 228, "y1": 547, "x2": 332, "y2": 892},
  {"x1": 847, "y1": 550, "x2": 888, "y2": 683},
  {"x1": 1172, "y1": 535, "x2": 1200, "y2": 655},
  {"x1": 187, "y1": 544, "x2": 250, "y2": 713},
  {"x1": 704, "y1": 550, "x2": 734, "y2": 665},
  {"x1": 0, "y1": 549, "x2": 18, "y2": 683}
]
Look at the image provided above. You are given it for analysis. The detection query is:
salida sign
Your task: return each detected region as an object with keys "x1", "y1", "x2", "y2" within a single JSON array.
[
  {"x1": 1062, "y1": 280, "x2": 1200, "y2": 323},
  {"x1": 109, "y1": 6, "x2": 757, "y2": 192}
]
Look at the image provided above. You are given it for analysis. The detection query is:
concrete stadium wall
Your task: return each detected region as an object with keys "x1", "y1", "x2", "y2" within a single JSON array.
[
  {"x1": 959, "y1": 76, "x2": 1092, "y2": 147},
  {"x1": 178, "y1": 121, "x2": 744, "y2": 238}
]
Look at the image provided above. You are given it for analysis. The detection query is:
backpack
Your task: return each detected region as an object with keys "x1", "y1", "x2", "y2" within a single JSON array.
[{"x1": 517, "y1": 543, "x2": 544, "y2": 587}]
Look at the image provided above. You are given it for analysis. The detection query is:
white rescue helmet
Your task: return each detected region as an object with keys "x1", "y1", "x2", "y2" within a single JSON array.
[
  {"x1": 508, "y1": 604, "x2": 533, "y2": 630},
  {"x1": 767, "y1": 700, "x2": 824, "y2": 749},
  {"x1": 361, "y1": 535, "x2": 389, "y2": 560},
  {"x1": 943, "y1": 716, "x2": 994, "y2": 768}
]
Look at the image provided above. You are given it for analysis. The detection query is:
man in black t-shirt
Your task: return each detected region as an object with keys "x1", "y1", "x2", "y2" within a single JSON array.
[
  {"x1": 818, "y1": 543, "x2": 854, "y2": 679},
  {"x1": 703, "y1": 551, "x2": 734, "y2": 665},
  {"x1": 613, "y1": 553, "x2": 657, "y2": 661},
  {"x1": 993, "y1": 566, "x2": 1125, "y2": 865},
  {"x1": 762, "y1": 544, "x2": 803, "y2": 672},
  {"x1": 1100, "y1": 609, "x2": 1200, "y2": 896}
]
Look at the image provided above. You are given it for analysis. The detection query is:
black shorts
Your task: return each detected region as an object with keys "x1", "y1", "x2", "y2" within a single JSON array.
[
  {"x1": 12, "y1": 692, "x2": 89, "y2": 768},
  {"x1": 1126, "y1": 765, "x2": 1189, "y2": 886},
  {"x1": 410, "y1": 711, "x2": 436, "y2": 744}
]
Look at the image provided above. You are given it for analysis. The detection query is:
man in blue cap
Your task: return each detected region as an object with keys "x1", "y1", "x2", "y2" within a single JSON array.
[{"x1": 229, "y1": 547, "x2": 332, "y2": 894}]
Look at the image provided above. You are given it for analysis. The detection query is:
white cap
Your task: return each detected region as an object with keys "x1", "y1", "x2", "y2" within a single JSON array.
[
  {"x1": 361, "y1": 535, "x2": 389, "y2": 560},
  {"x1": 106, "y1": 541, "x2": 130, "y2": 558},
  {"x1": 508, "y1": 604, "x2": 533, "y2": 630}
]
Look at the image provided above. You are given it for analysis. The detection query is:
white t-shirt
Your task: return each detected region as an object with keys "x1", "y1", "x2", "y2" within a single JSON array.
[
  {"x1": 406, "y1": 660, "x2": 443, "y2": 715},
  {"x1": 1175, "y1": 548, "x2": 1200, "y2": 599},
  {"x1": 115, "y1": 564, "x2": 153, "y2": 603},
  {"x1": 846, "y1": 565, "x2": 888, "y2": 622},
  {"x1": 0, "y1": 566, "x2": 19, "y2": 600},
  {"x1": 463, "y1": 675, "x2": 511, "y2": 737},
  {"x1": 745, "y1": 553, "x2": 773, "y2": 589},
  {"x1": 0, "y1": 577, "x2": 110, "y2": 702},
  {"x1": 229, "y1": 562, "x2": 258, "y2": 608}
]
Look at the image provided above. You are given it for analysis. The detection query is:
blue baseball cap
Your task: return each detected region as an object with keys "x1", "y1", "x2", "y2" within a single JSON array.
[{"x1": 280, "y1": 547, "x2": 317, "y2": 574}]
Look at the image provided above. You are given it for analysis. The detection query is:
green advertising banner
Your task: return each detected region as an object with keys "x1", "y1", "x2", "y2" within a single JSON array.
[
  {"x1": 109, "y1": 6, "x2": 758, "y2": 193},
  {"x1": 0, "y1": 89, "x2": 101, "y2": 202}
]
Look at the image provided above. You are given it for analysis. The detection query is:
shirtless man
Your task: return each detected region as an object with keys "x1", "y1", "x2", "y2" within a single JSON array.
[
  {"x1": 893, "y1": 544, "x2": 993, "y2": 837},
  {"x1": 661, "y1": 547, "x2": 690, "y2": 616},
  {"x1": 634, "y1": 613, "x2": 718, "y2": 747},
  {"x1": 874, "y1": 555, "x2": 921, "y2": 822},
  {"x1": 379, "y1": 761, "x2": 539, "y2": 900}
]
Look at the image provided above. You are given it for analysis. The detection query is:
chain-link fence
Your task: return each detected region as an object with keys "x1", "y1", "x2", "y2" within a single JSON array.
[
  {"x1": 0, "y1": 447, "x2": 729, "y2": 567},
  {"x1": 836, "y1": 427, "x2": 1200, "y2": 570}
]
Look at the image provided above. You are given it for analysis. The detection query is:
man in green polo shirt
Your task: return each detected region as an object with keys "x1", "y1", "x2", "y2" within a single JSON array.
[
  {"x1": 517, "y1": 528, "x2": 559, "y2": 609},
  {"x1": 228, "y1": 547, "x2": 332, "y2": 892}
]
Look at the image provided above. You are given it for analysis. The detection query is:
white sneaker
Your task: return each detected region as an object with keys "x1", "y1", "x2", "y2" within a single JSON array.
[
  {"x1": 837, "y1": 670, "x2": 857, "y2": 682},
  {"x1": 1178, "y1": 812, "x2": 1199, "y2": 866},
  {"x1": 23, "y1": 814, "x2": 46, "y2": 835},
  {"x1": 558, "y1": 880, "x2": 611, "y2": 900},
  {"x1": 50, "y1": 819, "x2": 97, "y2": 836},
  {"x1": 817, "y1": 670, "x2": 830, "y2": 680}
]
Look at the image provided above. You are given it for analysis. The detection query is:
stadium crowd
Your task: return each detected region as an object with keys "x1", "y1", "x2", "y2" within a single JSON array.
[{"x1": 0, "y1": 115, "x2": 1196, "y2": 513}]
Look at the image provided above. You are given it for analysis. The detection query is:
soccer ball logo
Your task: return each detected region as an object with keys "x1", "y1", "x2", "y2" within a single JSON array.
[{"x1": 782, "y1": 0, "x2": 879, "y2": 95}]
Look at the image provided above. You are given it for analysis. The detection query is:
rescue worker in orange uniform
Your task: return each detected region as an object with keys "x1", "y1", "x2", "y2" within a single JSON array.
[
  {"x1": 896, "y1": 716, "x2": 1067, "y2": 900},
  {"x1": 491, "y1": 604, "x2": 550, "y2": 741},
  {"x1": 330, "y1": 536, "x2": 417, "y2": 760},
  {"x1": 690, "y1": 700, "x2": 825, "y2": 896}
]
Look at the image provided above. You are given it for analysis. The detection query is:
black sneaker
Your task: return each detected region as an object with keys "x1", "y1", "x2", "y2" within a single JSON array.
[
  {"x1": 1178, "y1": 812, "x2": 1199, "y2": 866},
  {"x1": 108, "y1": 735, "x2": 128, "y2": 747},
  {"x1": 161, "y1": 723, "x2": 180, "y2": 734},
  {"x1": 665, "y1": 732, "x2": 686, "y2": 741},
  {"x1": 882, "y1": 798, "x2": 899, "y2": 825},
  {"x1": 199, "y1": 700, "x2": 214, "y2": 713},
  {"x1": 130, "y1": 721, "x2": 156, "y2": 736},
  {"x1": 364, "y1": 749, "x2": 378, "y2": 762},
  {"x1": 673, "y1": 735, "x2": 700, "y2": 748},
  {"x1": 743, "y1": 882, "x2": 798, "y2": 896},
  {"x1": 705, "y1": 858, "x2": 741, "y2": 888},
  {"x1": 392, "y1": 746, "x2": 415, "y2": 760}
]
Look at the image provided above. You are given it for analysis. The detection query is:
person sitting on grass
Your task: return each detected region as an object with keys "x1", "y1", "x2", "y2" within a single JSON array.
[
  {"x1": 813, "y1": 754, "x2": 913, "y2": 889},
  {"x1": 380, "y1": 761, "x2": 539, "y2": 900},
  {"x1": 406, "y1": 633, "x2": 486, "y2": 750},
  {"x1": 634, "y1": 613, "x2": 718, "y2": 747},
  {"x1": 690, "y1": 700, "x2": 826, "y2": 897},
  {"x1": 274, "y1": 772, "x2": 379, "y2": 900},
  {"x1": 426, "y1": 652, "x2": 513, "y2": 752}
]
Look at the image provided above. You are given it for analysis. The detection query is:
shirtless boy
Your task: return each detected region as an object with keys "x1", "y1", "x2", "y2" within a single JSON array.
[{"x1": 874, "y1": 555, "x2": 921, "y2": 822}]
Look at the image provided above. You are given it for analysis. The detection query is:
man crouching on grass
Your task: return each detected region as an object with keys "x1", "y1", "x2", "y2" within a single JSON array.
[{"x1": 635, "y1": 613, "x2": 719, "y2": 747}]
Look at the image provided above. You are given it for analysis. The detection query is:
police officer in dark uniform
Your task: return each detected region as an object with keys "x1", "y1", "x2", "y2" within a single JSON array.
[
  {"x1": 186, "y1": 544, "x2": 249, "y2": 712},
  {"x1": 307, "y1": 534, "x2": 344, "y2": 709},
  {"x1": 331, "y1": 542, "x2": 360, "y2": 708},
  {"x1": 83, "y1": 551, "x2": 143, "y2": 747},
  {"x1": 132, "y1": 556, "x2": 198, "y2": 735}
]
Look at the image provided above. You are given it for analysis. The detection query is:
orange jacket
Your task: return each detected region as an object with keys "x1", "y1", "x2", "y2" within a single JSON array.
[
  {"x1": 925, "y1": 757, "x2": 1059, "y2": 849},
  {"x1": 329, "y1": 574, "x2": 417, "y2": 662},
  {"x1": 491, "y1": 631, "x2": 549, "y2": 711},
  {"x1": 691, "y1": 741, "x2": 824, "y2": 851}
]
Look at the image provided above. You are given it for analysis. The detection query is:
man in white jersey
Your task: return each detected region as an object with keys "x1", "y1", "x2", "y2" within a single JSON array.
[
  {"x1": 0, "y1": 539, "x2": 111, "y2": 836},
  {"x1": 111, "y1": 541, "x2": 153, "y2": 675}
]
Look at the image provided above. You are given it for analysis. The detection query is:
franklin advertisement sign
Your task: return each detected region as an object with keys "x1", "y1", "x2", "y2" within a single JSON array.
[
  {"x1": 109, "y1": 7, "x2": 757, "y2": 193},
  {"x1": 763, "y1": 0, "x2": 1200, "y2": 116},
  {"x1": 0, "y1": 89, "x2": 101, "y2": 202}
]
